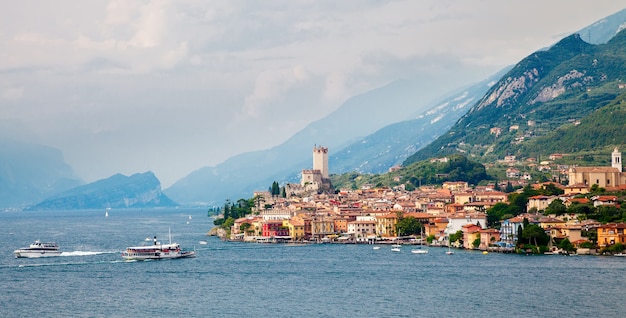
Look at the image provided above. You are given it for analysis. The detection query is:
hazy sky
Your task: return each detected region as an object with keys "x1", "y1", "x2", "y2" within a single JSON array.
[{"x1": 1, "y1": 1, "x2": 625, "y2": 187}]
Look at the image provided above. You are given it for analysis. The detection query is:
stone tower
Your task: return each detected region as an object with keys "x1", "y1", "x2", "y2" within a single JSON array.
[
  {"x1": 612, "y1": 147, "x2": 622, "y2": 172},
  {"x1": 313, "y1": 146, "x2": 328, "y2": 179}
]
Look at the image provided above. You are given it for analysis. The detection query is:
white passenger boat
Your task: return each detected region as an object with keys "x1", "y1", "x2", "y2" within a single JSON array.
[
  {"x1": 14, "y1": 240, "x2": 62, "y2": 258},
  {"x1": 121, "y1": 236, "x2": 195, "y2": 260}
]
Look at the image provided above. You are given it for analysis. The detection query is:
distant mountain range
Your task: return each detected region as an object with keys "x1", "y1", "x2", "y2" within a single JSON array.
[
  {"x1": 0, "y1": 139, "x2": 82, "y2": 209},
  {"x1": 163, "y1": 79, "x2": 442, "y2": 205},
  {"x1": 3, "y1": 8, "x2": 626, "y2": 210},
  {"x1": 27, "y1": 172, "x2": 176, "y2": 210},
  {"x1": 328, "y1": 68, "x2": 510, "y2": 175}
]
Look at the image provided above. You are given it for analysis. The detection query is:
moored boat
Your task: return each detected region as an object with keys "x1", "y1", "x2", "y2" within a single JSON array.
[
  {"x1": 122, "y1": 236, "x2": 195, "y2": 260},
  {"x1": 14, "y1": 240, "x2": 62, "y2": 258}
]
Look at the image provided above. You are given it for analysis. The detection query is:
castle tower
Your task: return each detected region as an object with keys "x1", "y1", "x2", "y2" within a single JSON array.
[
  {"x1": 612, "y1": 147, "x2": 622, "y2": 172},
  {"x1": 313, "y1": 146, "x2": 328, "y2": 179}
]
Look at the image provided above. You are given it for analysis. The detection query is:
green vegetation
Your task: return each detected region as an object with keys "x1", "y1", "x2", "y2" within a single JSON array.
[
  {"x1": 331, "y1": 154, "x2": 491, "y2": 190},
  {"x1": 449, "y1": 230, "x2": 463, "y2": 246},
  {"x1": 486, "y1": 184, "x2": 564, "y2": 228},
  {"x1": 600, "y1": 242, "x2": 625, "y2": 255},
  {"x1": 213, "y1": 198, "x2": 257, "y2": 235},
  {"x1": 395, "y1": 215, "x2": 423, "y2": 237},
  {"x1": 404, "y1": 29, "x2": 626, "y2": 167}
]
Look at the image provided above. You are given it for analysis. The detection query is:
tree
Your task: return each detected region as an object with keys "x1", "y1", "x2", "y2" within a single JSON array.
[
  {"x1": 270, "y1": 181, "x2": 280, "y2": 196},
  {"x1": 449, "y1": 230, "x2": 463, "y2": 245},
  {"x1": 240, "y1": 222, "x2": 252, "y2": 232},
  {"x1": 487, "y1": 202, "x2": 510, "y2": 227},
  {"x1": 252, "y1": 194, "x2": 265, "y2": 211},
  {"x1": 558, "y1": 238, "x2": 575, "y2": 252},
  {"x1": 472, "y1": 236, "x2": 481, "y2": 248},
  {"x1": 545, "y1": 199, "x2": 566, "y2": 216},
  {"x1": 505, "y1": 182, "x2": 515, "y2": 193},
  {"x1": 521, "y1": 224, "x2": 550, "y2": 248},
  {"x1": 395, "y1": 217, "x2": 422, "y2": 236}
]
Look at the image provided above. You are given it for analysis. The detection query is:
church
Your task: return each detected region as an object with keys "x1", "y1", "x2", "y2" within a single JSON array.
[{"x1": 568, "y1": 148, "x2": 626, "y2": 189}]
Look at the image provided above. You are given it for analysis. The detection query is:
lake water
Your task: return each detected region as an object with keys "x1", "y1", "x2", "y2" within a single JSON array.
[{"x1": 1, "y1": 209, "x2": 625, "y2": 318}]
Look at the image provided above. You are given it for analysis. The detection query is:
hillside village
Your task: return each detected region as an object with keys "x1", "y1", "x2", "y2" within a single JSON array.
[{"x1": 220, "y1": 146, "x2": 626, "y2": 255}]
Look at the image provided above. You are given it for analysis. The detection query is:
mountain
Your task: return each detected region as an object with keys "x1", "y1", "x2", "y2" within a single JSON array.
[
  {"x1": 519, "y1": 89, "x2": 626, "y2": 156},
  {"x1": 404, "y1": 28, "x2": 626, "y2": 165},
  {"x1": 328, "y1": 68, "x2": 510, "y2": 174},
  {"x1": 28, "y1": 172, "x2": 176, "y2": 210},
  {"x1": 165, "y1": 79, "x2": 439, "y2": 205},
  {"x1": 576, "y1": 8, "x2": 626, "y2": 45},
  {"x1": 166, "y1": 8, "x2": 626, "y2": 206},
  {"x1": 0, "y1": 139, "x2": 82, "y2": 209}
]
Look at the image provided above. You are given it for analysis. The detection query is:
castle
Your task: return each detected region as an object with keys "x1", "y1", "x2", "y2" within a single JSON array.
[
  {"x1": 299, "y1": 146, "x2": 332, "y2": 193},
  {"x1": 568, "y1": 147, "x2": 626, "y2": 189}
]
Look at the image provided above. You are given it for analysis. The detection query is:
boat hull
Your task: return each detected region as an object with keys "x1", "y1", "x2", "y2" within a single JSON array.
[
  {"x1": 121, "y1": 250, "x2": 195, "y2": 260},
  {"x1": 14, "y1": 249, "x2": 62, "y2": 258}
]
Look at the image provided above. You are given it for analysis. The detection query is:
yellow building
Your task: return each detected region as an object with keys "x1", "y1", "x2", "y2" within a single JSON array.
[
  {"x1": 376, "y1": 212, "x2": 399, "y2": 237},
  {"x1": 568, "y1": 148, "x2": 626, "y2": 188},
  {"x1": 284, "y1": 217, "x2": 305, "y2": 241},
  {"x1": 596, "y1": 223, "x2": 626, "y2": 247}
]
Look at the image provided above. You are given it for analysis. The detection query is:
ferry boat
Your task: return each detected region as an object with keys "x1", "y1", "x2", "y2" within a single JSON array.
[
  {"x1": 14, "y1": 240, "x2": 62, "y2": 258},
  {"x1": 121, "y1": 236, "x2": 195, "y2": 260}
]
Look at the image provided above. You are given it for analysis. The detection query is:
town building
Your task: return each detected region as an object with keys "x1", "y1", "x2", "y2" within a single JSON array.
[
  {"x1": 596, "y1": 223, "x2": 626, "y2": 247},
  {"x1": 568, "y1": 148, "x2": 626, "y2": 189}
]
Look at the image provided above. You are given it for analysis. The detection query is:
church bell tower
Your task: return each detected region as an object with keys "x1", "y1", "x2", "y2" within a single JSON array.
[{"x1": 612, "y1": 147, "x2": 622, "y2": 172}]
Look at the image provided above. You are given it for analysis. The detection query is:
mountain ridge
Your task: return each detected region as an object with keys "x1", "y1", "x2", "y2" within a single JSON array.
[
  {"x1": 405, "y1": 28, "x2": 626, "y2": 165},
  {"x1": 27, "y1": 171, "x2": 177, "y2": 210}
]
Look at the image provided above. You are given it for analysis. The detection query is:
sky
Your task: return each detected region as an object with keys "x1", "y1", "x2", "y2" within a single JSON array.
[{"x1": 1, "y1": 1, "x2": 625, "y2": 188}]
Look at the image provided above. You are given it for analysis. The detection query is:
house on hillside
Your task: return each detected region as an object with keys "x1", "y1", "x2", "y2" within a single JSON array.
[{"x1": 568, "y1": 148, "x2": 626, "y2": 188}]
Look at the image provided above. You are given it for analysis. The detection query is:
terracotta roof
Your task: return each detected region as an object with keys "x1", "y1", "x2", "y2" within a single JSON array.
[{"x1": 570, "y1": 167, "x2": 620, "y2": 173}]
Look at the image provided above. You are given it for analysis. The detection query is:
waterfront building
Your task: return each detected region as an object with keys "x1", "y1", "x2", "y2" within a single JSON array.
[
  {"x1": 548, "y1": 224, "x2": 584, "y2": 246},
  {"x1": 478, "y1": 228, "x2": 501, "y2": 250},
  {"x1": 447, "y1": 213, "x2": 487, "y2": 235},
  {"x1": 262, "y1": 219, "x2": 289, "y2": 238},
  {"x1": 347, "y1": 219, "x2": 377, "y2": 239},
  {"x1": 310, "y1": 214, "x2": 335, "y2": 239},
  {"x1": 596, "y1": 223, "x2": 626, "y2": 247},
  {"x1": 376, "y1": 212, "x2": 399, "y2": 237},
  {"x1": 462, "y1": 224, "x2": 482, "y2": 249},
  {"x1": 284, "y1": 217, "x2": 305, "y2": 241}
]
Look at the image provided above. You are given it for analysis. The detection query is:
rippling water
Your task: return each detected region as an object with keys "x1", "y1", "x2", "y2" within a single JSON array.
[{"x1": 1, "y1": 209, "x2": 625, "y2": 318}]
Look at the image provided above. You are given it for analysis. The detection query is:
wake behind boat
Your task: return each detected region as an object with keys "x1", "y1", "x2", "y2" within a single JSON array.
[
  {"x1": 14, "y1": 240, "x2": 62, "y2": 258},
  {"x1": 121, "y1": 236, "x2": 195, "y2": 260}
]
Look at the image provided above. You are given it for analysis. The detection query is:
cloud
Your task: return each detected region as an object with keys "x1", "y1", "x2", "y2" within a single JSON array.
[
  {"x1": 1, "y1": 0, "x2": 625, "y2": 188},
  {"x1": 242, "y1": 65, "x2": 310, "y2": 118},
  {"x1": 2, "y1": 87, "x2": 24, "y2": 101}
]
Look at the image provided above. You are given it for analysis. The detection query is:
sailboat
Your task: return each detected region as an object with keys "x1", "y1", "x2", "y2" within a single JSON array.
[
  {"x1": 446, "y1": 244, "x2": 454, "y2": 255},
  {"x1": 105, "y1": 208, "x2": 110, "y2": 218},
  {"x1": 411, "y1": 226, "x2": 428, "y2": 254}
]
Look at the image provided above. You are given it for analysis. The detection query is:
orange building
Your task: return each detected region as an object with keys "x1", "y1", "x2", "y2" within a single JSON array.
[{"x1": 596, "y1": 223, "x2": 626, "y2": 247}]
